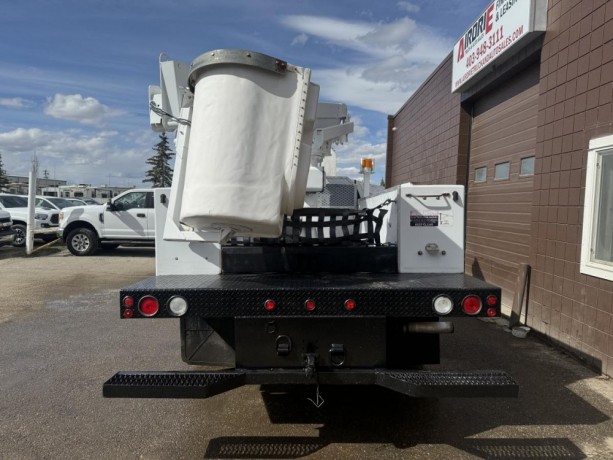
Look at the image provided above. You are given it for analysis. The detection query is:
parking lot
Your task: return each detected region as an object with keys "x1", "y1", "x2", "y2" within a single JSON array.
[
  {"x1": 0, "y1": 243, "x2": 155, "y2": 324},
  {"x1": 1, "y1": 244, "x2": 613, "y2": 459}
]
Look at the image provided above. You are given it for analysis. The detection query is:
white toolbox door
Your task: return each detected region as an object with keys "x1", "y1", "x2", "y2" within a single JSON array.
[{"x1": 398, "y1": 184, "x2": 465, "y2": 273}]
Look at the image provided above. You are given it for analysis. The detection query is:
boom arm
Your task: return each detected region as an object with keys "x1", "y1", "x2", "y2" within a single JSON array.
[
  {"x1": 148, "y1": 54, "x2": 191, "y2": 132},
  {"x1": 307, "y1": 103, "x2": 354, "y2": 192}
]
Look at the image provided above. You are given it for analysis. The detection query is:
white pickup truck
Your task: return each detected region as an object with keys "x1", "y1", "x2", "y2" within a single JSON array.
[
  {"x1": 0, "y1": 194, "x2": 60, "y2": 247},
  {"x1": 58, "y1": 188, "x2": 155, "y2": 256}
]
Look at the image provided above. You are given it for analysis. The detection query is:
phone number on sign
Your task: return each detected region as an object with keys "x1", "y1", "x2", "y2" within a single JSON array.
[{"x1": 465, "y1": 27, "x2": 505, "y2": 67}]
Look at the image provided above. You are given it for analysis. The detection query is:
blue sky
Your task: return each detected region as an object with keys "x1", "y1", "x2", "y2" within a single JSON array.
[{"x1": 0, "y1": 0, "x2": 489, "y2": 187}]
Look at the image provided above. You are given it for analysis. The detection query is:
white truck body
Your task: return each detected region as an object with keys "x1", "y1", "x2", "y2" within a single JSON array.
[
  {"x1": 151, "y1": 50, "x2": 464, "y2": 276},
  {"x1": 102, "y1": 49, "x2": 517, "y2": 402}
]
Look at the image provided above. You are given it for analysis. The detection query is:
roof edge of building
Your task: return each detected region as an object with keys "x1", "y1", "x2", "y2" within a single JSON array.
[{"x1": 391, "y1": 51, "x2": 452, "y2": 118}]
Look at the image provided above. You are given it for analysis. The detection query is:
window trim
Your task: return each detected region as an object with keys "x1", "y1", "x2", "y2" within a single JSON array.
[
  {"x1": 519, "y1": 156, "x2": 535, "y2": 177},
  {"x1": 494, "y1": 161, "x2": 510, "y2": 181},
  {"x1": 580, "y1": 135, "x2": 613, "y2": 281},
  {"x1": 474, "y1": 166, "x2": 487, "y2": 183}
]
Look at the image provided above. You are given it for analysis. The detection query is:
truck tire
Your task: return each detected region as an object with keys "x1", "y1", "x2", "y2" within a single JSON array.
[
  {"x1": 12, "y1": 224, "x2": 26, "y2": 247},
  {"x1": 67, "y1": 228, "x2": 98, "y2": 256}
]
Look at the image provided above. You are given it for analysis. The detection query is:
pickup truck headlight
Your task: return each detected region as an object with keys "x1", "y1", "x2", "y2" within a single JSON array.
[
  {"x1": 34, "y1": 213, "x2": 48, "y2": 220},
  {"x1": 59, "y1": 211, "x2": 64, "y2": 221}
]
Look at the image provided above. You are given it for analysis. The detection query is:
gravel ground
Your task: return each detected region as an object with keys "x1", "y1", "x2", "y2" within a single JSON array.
[{"x1": 0, "y1": 244, "x2": 155, "y2": 324}]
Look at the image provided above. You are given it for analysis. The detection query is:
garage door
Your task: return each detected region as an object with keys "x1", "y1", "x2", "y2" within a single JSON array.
[{"x1": 466, "y1": 63, "x2": 539, "y2": 308}]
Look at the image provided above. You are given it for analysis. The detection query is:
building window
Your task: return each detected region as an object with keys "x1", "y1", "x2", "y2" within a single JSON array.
[
  {"x1": 475, "y1": 166, "x2": 487, "y2": 183},
  {"x1": 74, "y1": 192, "x2": 84, "y2": 197},
  {"x1": 581, "y1": 135, "x2": 613, "y2": 281},
  {"x1": 520, "y1": 156, "x2": 535, "y2": 176},
  {"x1": 494, "y1": 162, "x2": 510, "y2": 180}
]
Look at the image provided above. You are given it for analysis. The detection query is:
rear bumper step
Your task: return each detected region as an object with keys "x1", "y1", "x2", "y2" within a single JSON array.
[
  {"x1": 103, "y1": 369, "x2": 518, "y2": 399},
  {"x1": 376, "y1": 371, "x2": 518, "y2": 398}
]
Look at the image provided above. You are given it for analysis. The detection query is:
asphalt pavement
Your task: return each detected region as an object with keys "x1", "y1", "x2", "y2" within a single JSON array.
[{"x1": 0, "y1": 244, "x2": 612, "y2": 459}]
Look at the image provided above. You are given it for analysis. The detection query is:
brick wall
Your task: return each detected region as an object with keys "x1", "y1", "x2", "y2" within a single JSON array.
[
  {"x1": 531, "y1": 0, "x2": 613, "y2": 375},
  {"x1": 387, "y1": 55, "x2": 469, "y2": 186}
]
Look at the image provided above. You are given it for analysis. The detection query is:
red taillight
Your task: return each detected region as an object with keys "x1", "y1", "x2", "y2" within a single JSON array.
[
  {"x1": 123, "y1": 296, "x2": 134, "y2": 308},
  {"x1": 305, "y1": 299, "x2": 316, "y2": 311},
  {"x1": 487, "y1": 307, "x2": 497, "y2": 317},
  {"x1": 139, "y1": 296, "x2": 159, "y2": 317},
  {"x1": 122, "y1": 308, "x2": 134, "y2": 318},
  {"x1": 486, "y1": 295, "x2": 498, "y2": 306},
  {"x1": 344, "y1": 299, "x2": 356, "y2": 311},
  {"x1": 264, "y1": 299, "x2": 276, "y2": 311},
  {"x1": 462, "y1": 295, "x2": 482, "y2": 315}
]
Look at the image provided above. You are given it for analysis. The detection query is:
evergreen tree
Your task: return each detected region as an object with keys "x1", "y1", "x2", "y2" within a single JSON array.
[
  {"x1": 0, "y1": 153, "x2": 9, "y2": 191},
  {"x1": 379, "y1": 178, "x2": 386, "y2": 187},
  {"x1": 143, "y1": 133, "x2": 174, "y2": 187}
]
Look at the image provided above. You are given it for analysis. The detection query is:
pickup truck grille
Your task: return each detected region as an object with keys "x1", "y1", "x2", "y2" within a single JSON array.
[
  {"x1": 0, "y1": 217, "x2": 10, "y2": 224},
  {"x1": 50, "y1": 214, "x2": 59, "y2": 225}
]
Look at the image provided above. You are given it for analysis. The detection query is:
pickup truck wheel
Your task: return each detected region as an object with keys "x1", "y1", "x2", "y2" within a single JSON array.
[
  {"x1": 12, "y1": 224, "x2": 26, "y2": 247},
  {"x1": 67, "y1": 228, "x2": 98, "y2": 256}
]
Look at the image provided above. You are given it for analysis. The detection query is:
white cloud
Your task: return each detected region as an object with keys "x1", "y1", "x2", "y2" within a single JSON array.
[
  {"x1": 349, "y1": 115, "x2": 370, "y2": 139},
  {"x1": 335, "y1": 139, "x2": 386, "y2": 167},
  {"x1": 281, "y1": 16, "x2": 372, "y2": 44},
  {"x1": 316, "y1": 67, "x2": 418, "y2": 114},
  {"x1": 0, "y1": 127, "x2": 113, "y2": 154},
  {"x1": 44, "y1": 94, "x2": 122, "y2": 125},
  {"x1": 291, "y1": 33, "x2": 309, "y2": 46},
  {"x1": 281, "y1": 15, "x2": 453, "y2": 114},
  {"x1": 360, "y1": 17, "x2": 418, "y2": 51},
  {"x1": 0, "y1": 97, "x2": 35, "y2": 108},
  {"x1": 397, "y1": 1, "x2": 420, "y2": 13},
  {"x1": 327, "y1": 115, "x2": 387, "y2": 180},
  {"x1": 0, "y1": 127, "x2": 154, "y2": 186},
  {"x1": 336, "y1": 166, "x2": 361, "y2": 177}
]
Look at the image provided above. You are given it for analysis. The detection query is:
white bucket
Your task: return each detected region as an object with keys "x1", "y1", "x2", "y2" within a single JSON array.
[{"x1": 180, "y1": 50, "x2": 318, "y2": 237}]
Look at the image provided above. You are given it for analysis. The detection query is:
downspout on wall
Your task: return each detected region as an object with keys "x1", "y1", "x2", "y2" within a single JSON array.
[{"x1": 385, "y1": 115, "x2": 395, "y2": 187}]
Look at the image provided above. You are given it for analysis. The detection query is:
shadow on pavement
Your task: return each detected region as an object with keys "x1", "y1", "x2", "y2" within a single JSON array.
[
  {"x1": 1, "y1": 244, "x2": 155, "y2": 260},
  {"x1": 94, "y1": 246, "x2": 155, "y2": 258},
  {"x1": 204, "y1": 319, "x2": 608, "y2": 459},
  {"x1": 0, "y1": 242, "x2": 64, "y2": 259}
]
